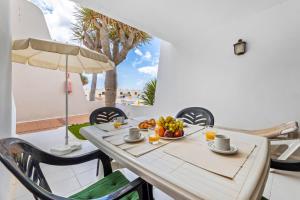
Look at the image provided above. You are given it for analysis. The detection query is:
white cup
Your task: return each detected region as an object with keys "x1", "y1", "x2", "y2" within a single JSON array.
[
  {"x1": 214, "y1": 134, "x2": 230, "y2": 151},
  {"x1": 129, "y1": 128, "x2": 141, "y2": 140}
]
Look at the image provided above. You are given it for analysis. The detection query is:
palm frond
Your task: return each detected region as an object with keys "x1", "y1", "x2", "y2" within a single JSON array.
[
  {"x1": 141, "y1": 79, "x2": 157, "y2": 106},
  {"x1": 71, "y1": 22, "x2": 84, "y2": 41},
  {"x1": 72, "y1": 7, "x2": 152, "y2": 45}
]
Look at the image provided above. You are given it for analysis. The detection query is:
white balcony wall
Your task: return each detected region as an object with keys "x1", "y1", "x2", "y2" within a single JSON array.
[
  {"x1": 156, "y1": 0, "x2": 300, "y2": 129},
  {"x1": 74, "y1": 0, "x2": 300, "y2": 129},
  {"x1": 11, "y1": 0, "x2": 104, "y2": 122},
  {"x1": 0, "y1": 0, "x2": 12, "y2": 137},
  {"x1": 0, "y1": 0, "x2": 13, "y2": 199}
]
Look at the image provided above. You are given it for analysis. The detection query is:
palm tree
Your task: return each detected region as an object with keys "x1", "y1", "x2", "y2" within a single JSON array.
[
  {"x1": 72, "y1": 7, "x2": 151, "y2": 106},
  {"x1": 142, "y1": 79, "x2": 157, "y2": 106}
]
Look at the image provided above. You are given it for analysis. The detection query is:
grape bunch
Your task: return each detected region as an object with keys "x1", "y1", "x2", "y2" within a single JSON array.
[{"x1": 157, "y1": 116, "x2": 184, "y2": 133}]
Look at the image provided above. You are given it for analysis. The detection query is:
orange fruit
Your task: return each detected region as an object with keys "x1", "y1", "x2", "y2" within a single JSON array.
[
  {"x1": 155, "y1": 126, "x2": 165, "y2": 137},
  {"x1": 174, "y1": 130, "x2": 183, "y2": 137}
]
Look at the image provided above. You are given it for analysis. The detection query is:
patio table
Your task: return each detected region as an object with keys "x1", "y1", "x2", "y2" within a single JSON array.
[{"x1": 80, "y1": 117, "x2": 270, "y2": 200}]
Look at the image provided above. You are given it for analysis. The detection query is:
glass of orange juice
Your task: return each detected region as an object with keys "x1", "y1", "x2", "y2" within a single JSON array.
[
  {"x1": 149, "y1": 133, "x2": 160, "y2": 144},
  {"x1": 205, "y1": 128, "x2": 216, "y2": 141}
]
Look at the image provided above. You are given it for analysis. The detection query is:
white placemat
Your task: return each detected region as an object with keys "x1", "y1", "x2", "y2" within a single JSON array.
[
  {"x1": 104, "y1": 125, "x2": 204, "y2": 157},
  {"x1": 164, "y1": 136, "x2": 256, "y2": 179},
  {"x1": 94, "y1": 119, "x2": 139, "y2": 132}
]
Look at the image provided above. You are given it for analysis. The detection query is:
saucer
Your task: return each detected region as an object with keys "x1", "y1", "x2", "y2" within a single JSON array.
[
  {"x1": 124, "y1": 135, "x2": 145, "y2": 143},
  {"x1": 207, "y1": 141, "x2": 238, "y2": 155}
]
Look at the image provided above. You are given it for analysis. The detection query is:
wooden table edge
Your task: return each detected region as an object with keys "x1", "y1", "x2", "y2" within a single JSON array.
[{"x1": 237, "y1": 138, "x2": 270, "y2": 200}]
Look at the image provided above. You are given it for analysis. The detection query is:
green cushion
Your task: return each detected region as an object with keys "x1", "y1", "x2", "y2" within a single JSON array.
[
  {"x1": 68, "y1": 123, "x2": 91, "y2": 140},
  {"x1": 69, "y1": 171, "x2": 139, "y2": 200}
]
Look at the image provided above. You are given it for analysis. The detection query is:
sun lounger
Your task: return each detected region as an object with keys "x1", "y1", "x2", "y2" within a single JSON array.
[{"x1": 217, "y1": 121, "x2": 299, "y2": 161}]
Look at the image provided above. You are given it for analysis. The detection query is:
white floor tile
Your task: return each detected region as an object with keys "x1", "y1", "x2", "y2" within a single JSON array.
[
  {"x1": 71, "y1": 160, "x2": 98, "y2": 175},
  {"x1": 263, "y1": 173, "x2": 274, "y2": 199},
  {"x1": 270, "y1": 171, "x2": 300, "y2": 200},
  {"x1": 44, "y1": 165, "x2": 76, "y2": 184},
  {"x1": 75, "y1": 168, "x2": 103, "y2": 187},
  {"x1": 15, "y1": 192, "x2": 35, "y2": 200},
  {"x1": 153, "y1": 188, "x2": 174, "y2": 200},
  {"x1": 40, "y1": 163, "x2": 69, "y2": 175},
  {"x1": 49, "y1": 176, "x2": 81, "y2": 197},
  {"x1": 13, "y1": 181, "x2": 31, "y2": 199}
]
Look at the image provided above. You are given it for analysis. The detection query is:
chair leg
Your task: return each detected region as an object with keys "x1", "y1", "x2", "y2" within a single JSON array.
[
  {"x1": 96, "y1": 159, "x2": 100, "y2": 176},
  {"x1": 101, "y1": 155, "x2": 113, "y2": 176},
  {"x1": 139, "y1": 182, "x2": 150, "y2": 200},
  {"x1": 147, "y1": 183, "x2": 154, "y2": 200}
]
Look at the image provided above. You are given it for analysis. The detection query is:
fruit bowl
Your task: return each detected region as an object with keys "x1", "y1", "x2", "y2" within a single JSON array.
[
  {"x1": 160, "y1": 130, "x2": 185, "y2": 140},
  {"x1": 155, "y1": 116, "x2": 185, "y2": 139},
  {"x1": 160, "y1": 135, "x2": 185, "y2": 140}
]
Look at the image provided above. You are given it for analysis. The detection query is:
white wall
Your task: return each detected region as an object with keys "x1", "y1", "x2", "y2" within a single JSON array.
[
  {"x1": 0, "y1": 0, "x2": 13, "y2": 199},
  {"x1": 74, "y1": 0, "x2": 300, "y2": 129},
  {"x1": 155, "y1": 0, "x2": 300, "y2": 129},
  {"x1": 11, "y1": 0, "x2": 104, "y2": 122},
  {"x1": 0, "y1": 0, "x2": 13, "y2": 137}
]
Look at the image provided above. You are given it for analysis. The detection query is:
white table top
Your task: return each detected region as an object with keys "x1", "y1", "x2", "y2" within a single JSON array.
[{"x1": 80, "y1": 119, "x2": 270, "y2": 200}]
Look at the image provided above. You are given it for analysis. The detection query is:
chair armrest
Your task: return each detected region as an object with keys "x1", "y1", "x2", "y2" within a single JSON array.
[
  {"x1": 271, "y1": 159, "x2": 300, "y2": 171},
  {"x1": 95, "y1": 177, "x2": 149, "y2": 200},
  {"x1": 40, "y1": 150, "x2": 107, "y2": 165},
  {"x1": 14, "y1": 138, "x2": 108, "y2": 167},
  {"x1": 40, "y1": 150, "x2": 113, "y2": 176}
]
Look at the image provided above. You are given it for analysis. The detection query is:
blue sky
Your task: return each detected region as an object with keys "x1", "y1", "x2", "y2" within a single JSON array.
[{"x1": 30, "y1": 0, "x2": 160, "y2": 90}]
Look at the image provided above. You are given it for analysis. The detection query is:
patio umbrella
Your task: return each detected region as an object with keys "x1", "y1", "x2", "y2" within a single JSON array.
[{"x1": 12, "y1": 38, "x2": 114, "y2": 155}]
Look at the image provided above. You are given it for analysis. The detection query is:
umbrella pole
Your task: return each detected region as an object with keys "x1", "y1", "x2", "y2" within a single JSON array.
[
  {"x1": 51, "y1": 54, "x2": 81, "y2": 155},
  {"x1": 65, "y1": 55, "x2": 69, "y2": 145}
]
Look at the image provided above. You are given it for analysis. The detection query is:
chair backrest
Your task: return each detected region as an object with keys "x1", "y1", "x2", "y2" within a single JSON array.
[
  {"x1": 0, "y1": 138, "x2": 67, "y2": 200},
  {"x1": 176, "y1": 107, "x2": 214, "y2": 126},
  {"x1": 90, "y1": 107, "x2": 128, "y2": 124},
  {"x1": 271, "y1": 158, "x2": 300, "y2": 172}
]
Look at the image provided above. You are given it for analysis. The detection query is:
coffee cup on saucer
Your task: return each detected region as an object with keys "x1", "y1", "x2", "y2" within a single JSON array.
[
  {"x1": 129, "y1": 128, "x2": 141, "y2": 140},
  {"x1": 214, "y1": 134, "x2": 230, "y2": 151}
]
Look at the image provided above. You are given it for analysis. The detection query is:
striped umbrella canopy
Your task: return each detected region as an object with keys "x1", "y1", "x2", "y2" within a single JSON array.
[
  {"x1": 12, "y1": 38, "x2": 114, "y2": 73},
  {"x1": 12, "y1": 38, "x2": 114, "y2": 154}
]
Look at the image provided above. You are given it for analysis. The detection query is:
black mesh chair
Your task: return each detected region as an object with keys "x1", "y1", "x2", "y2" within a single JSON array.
[
  {"x1": 89, "y1": 107, "x2": 154, "y2": 200},
  {"x1": 90, "y1": 107, "x2": 128, "y2": 125},
  {"x1": 0, "y1": 138, "x2": 150, "y2": 200},
  {"x1": 90, "y1": 107, "x2": 128, "y2": 176},
  {"x1": 176, "y1": 107, "x2": 214, "y2": 126}
]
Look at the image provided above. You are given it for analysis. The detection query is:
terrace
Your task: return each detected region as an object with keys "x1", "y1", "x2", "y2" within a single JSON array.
[{"x1": 1, "y1": 0, "x2": 300, "y2": 200}]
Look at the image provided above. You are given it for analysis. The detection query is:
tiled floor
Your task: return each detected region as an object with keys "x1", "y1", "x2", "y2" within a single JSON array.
[{"x1": 9, "y1": 127, "x2": 300, "y2": 200}]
